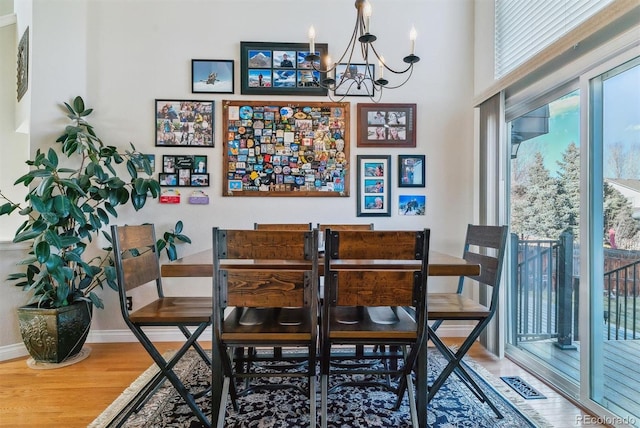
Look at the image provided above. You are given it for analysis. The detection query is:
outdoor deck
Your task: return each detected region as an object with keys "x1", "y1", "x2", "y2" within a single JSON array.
[{"x1": 519, "y1": 338, "x2": 640, "y2": 413}]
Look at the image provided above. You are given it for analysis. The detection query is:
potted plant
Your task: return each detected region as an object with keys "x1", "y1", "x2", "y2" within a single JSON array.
[{"x1": 0, "y1": 96, "x2": 162, "y2": 364}]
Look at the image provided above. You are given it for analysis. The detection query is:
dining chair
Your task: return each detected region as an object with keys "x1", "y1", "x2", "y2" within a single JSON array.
[
  {"x1": 320, "y1": 229, "x2": 431, "y2": 428},
  {"x1": 426, "y1": 224, "x2": 508, "y2": 418},
  {"x1": 111, "y1": 224, "x2": 212, "y2": 427},
  {"x1": 212, "y1": 228, "x2": 319, "y2": 427},
  {"x1": 254, "y1": 222, "x2": 313, "y2": 231}
]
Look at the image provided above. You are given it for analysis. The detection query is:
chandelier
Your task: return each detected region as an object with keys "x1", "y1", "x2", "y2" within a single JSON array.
[{"x1": 305, "y1": 0, "x2": 419, "y2": 102}]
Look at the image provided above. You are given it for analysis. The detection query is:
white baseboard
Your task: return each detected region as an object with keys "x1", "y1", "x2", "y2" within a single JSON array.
[{"x1": 0, "y1": 324, "x2": 473, "y2": 362}]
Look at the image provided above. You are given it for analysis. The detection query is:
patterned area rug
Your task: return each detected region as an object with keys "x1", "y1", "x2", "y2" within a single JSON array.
[{"x1": 90, "y1": 349, "x2": 552, "y2": 427}]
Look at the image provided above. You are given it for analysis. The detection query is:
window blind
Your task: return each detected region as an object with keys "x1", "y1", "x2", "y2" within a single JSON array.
[{"x1": 494, "y1": 0, "x2": 613, "y2": 79}]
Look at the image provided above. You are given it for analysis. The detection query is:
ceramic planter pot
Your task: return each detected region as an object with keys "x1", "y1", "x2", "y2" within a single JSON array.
[{"x1": 17, "y1": 301, "x2": 92, "y2": 363}]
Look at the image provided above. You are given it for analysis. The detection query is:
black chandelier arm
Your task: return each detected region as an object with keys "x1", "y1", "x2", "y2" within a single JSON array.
[
  {"x1": 373, "y1": 65, "x2": 415, "y2": 90},
  {"x1": 369, "y1": 43, "x2": 419, "y2": 75}
]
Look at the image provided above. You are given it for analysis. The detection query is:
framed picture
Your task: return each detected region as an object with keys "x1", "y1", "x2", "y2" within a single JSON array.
[
  {"x1": 191, "y1": 59, "x2": 234, "y2": 94},
  {"x1": 399, "y1": 194, "x2": 426, "y2": 216},
  {"x1": 17, "y1": 27, "x2": 29, "y2": 101},
  {"x1": 334, "y1": 63, "x2": 375, "y2": 97},
  {"x1": 357, "y1": 155, "x2": 391, "y2": 217},
  {"x1": 398, "y1": 154, "x2": 425, "y2": 187},
  {"x1": 135, "y1": 154, "x2": 155, "y2": 173},
  {"x1": 222, "y1": 100, "x2": 349, "y2": 197},
  {"x1": 160, "y1": 155, "x2": 209, "y2": 187},
  {"x1": 357, "y1": 103, "x2": 416, "y2": 148},
  {"x1": 155, "y1": 100, "x2": 214, "y2": 147},
  {"x1": 240, "y1": 41, "x2": 328, "y2": 96}
]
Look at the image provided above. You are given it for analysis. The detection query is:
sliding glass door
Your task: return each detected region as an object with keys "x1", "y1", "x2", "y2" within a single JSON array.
[
  {"x1": 590, "y1": 57, "x2": 640, "y2": 422},
  {"x1": 505, "y1": 54, "x2": 640, "y2": 424},
  {"x1": 507, "y1": 89, "x2": 582, "y2": 386}
]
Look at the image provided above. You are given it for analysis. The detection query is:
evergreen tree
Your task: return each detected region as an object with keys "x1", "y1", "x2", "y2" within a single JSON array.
[
  {"x1": 556, "y1": 142, "x2": 580, "y2": 236},
  {"x1": 518, "y1": 152, "x2": 564, "y2": 239}
]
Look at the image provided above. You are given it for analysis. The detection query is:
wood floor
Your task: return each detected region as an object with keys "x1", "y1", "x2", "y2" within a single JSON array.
[{"x1": 0, "y1": 339, "x2": 603, "y2": 427}]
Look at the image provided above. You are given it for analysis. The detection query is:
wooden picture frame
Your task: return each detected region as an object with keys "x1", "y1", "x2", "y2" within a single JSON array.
[
  {"x1": 398, "y1": 154, "x2": 426, "y2": 187},
  {"x1": 357, "y1": 155, "x2": 391, "y2": 217},
  {"x1": 192, "y1": 59, "x2": 234, "y2": 94},
  {"x1": 334, "y1": 63, "x2": 375, "y2": 97},
  {"x1": 155, "y1": 100, "x2": 214, "y2": 147},
  {"x1": 240, "y1": 41, "x2": 328, "y2": 96},
  {"x1": 357, "y1": 103, "x2": 417, "y2": 148},
  {"x1": 222, "y1": 100, "x2": 349, "y2": 197}
]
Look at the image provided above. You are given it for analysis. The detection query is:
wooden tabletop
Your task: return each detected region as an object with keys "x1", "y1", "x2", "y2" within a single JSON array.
[{"x1": 161, "y1": 249, "x2": 480, "y2": 277}]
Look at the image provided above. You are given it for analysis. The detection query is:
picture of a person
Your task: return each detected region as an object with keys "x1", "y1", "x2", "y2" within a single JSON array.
[
  {"x1": 280, "y1": 53, "x2": 293, "y2": 67},
  {"x1": 374, "y1": 197, "x2": 383, "y2": 209},
  {"x1": 195, "y1": 160, "x2": 206, "y2": 173}
]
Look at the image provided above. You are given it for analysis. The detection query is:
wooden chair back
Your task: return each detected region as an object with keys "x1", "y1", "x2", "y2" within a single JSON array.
[
  {"x1": 325, "y1": 229, "x2": 421, "y2": 260},
  {"x1": 324, "y1": 229, "x2": 429, "y2": 309},
  {"x1": 213, "y1": 228, "x2": 318, "y2": 310},
  {"x1": 254, "y1": 223, "x2": 312, "y2": 231},
  {"x1": 457, "y1": 224, "x2": 509, "y2": 312},
  {"x1": 111, "y1": 224, "x2": 162, "y2": 296},
  {"x1": 220, "y1": 229, "x2": 314, "y2": 260},
  {"x1": 317, "y1": 223, "x2": 374, "y2": 231}
]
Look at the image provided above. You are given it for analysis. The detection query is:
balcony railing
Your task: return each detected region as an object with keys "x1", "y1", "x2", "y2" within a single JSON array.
[{"x1": 511, "y1": 232, "x2": 640, "y2": 346}]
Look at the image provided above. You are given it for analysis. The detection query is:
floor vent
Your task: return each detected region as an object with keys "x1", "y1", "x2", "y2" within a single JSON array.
[{"x1": 500, "y1": 376, "x2": 546, "y2": 399}]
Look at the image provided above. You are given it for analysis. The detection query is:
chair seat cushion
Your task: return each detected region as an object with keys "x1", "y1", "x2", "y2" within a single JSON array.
[
  {"x1": 130, "y1": 297, "x2": 212, "y2": 323},
  {"x1": 428, "y1": 293, "x2": 490, "y2": 319}
]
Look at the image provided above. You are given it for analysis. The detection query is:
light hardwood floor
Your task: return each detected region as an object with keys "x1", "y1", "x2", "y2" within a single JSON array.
[{"x1": 0, "y1": 339, "x2": 604, "y2": 427}]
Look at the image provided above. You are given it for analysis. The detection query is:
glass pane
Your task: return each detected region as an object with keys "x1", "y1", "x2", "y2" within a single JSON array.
[
  {"x1": 508, "y1": 90, "x2": 581, "y2": 384},
  {"x1": 595, "y1": 59, "x2": 640, "y2": 420}
]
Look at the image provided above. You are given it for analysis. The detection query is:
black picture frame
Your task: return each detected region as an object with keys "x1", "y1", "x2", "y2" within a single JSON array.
[
  {"x1": 357, "y1": 103, "x2": 417, "y2": 148},
  {"x1": 334, "y1": 63, "x2": 375, "y2": 97},
  {"x1": 160, "y1": 154, "x2": 209, "y2": 187},
  {"x1": 191, "y1": 59, "x2": 234, "y2": 94},
  {"x1": 357, "y1": 155, "x2": 391, "y2": 217},
  {"x1": 155, "y1": 100, "x2": 214, "y2": 147},
  {"x1": 17, "y1": 27, "x2": 29, "y2": 101},
  {"x1": 398, "y1": 154, "x2": 426, "y2": 187},
  {"x1": 240, "y1": 41, "x2": 328, "y2": 96}
]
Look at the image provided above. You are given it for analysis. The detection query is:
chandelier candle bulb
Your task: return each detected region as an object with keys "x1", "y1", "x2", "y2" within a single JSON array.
[
  {"x1": 326, "y1": 56, "x2": 334, "y2": 79},
  {"x1": 308, "y1": 26, "x2": 315, "y2": 54},
  {"x1": 364, "y1": 2, "x2": 372, "y2": 33},
  {"x1": 410, "y1": 26, "x2": 417, "y2": 54},
  {"x1": 378, "y1": 57, "x2": 384, "y2": 79}
]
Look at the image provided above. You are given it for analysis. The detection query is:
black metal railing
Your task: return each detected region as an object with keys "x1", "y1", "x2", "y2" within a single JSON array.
[
  {"x1": 603, "y1": 258, "x2": 640, "y2": 340},
  {"x1": 512, "y1": 232, "x2": 640, "y2": 346}
]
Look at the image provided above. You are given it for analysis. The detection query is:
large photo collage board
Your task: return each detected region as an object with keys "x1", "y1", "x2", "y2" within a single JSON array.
[{"x1": 222, "y1": 100, "x2": 349, "y2": 197}]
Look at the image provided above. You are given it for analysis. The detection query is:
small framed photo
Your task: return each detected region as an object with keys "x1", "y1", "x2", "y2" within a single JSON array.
[
  {"x1": 357, "y1": 155, "x2": 391, "y2": 217},
  {"x1": 399, "y1": 194, "x2": 426, "y2": 216},
  {"x1": 190, "y1": 173, "x2": 210, "y2": 187},
  {"x1": 357, "y1": 103, "x2": 416, "y2": 148},
  {"x1": 163, "y1": 155, "x2": 176, "y2": 173},
  {"x1": 398, "y1": 155, "x2": 426, "y2": 187},
  {"x1": 159, "y1": 173, "x2": 177, "y2": 186},
  {"x1": 135, "y1": 154, "x2": 155, "y2": 173},
  {"x1": 240, "y1": 41, "x2": 328, "y2": 96},
  {"x1": 192, "y1": 59, "x2": 234, "y2": 94},
  {"x1": 155, "y1": 100, "x2": 214, "y2": 147},
  {"x1": 334, "y1": 63, "x2": 375, "y2": 97}
]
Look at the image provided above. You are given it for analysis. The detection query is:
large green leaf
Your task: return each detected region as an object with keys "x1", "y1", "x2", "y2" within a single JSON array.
[
  {"x1": 73, "y1": 96, "x2": 85, "y2": 114},
  {"x1": 52, "y1": 195, "x2": 71, "y2": 217},
  {"x1": 35, "y1": 241, "x2": 51, "y2": 263},
  {"x1": 47, "y1": 148, "x2": 59, "y2": 168}
]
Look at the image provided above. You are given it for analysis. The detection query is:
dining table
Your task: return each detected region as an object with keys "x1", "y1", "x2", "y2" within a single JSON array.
[{"x1": 161, "y1": 248, "x2": 480, "y2": 427}]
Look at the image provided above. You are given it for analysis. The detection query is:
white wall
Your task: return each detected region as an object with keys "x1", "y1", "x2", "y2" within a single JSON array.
[{"x1": 0, "y1": 0, "x2": 476, "y2": 354}]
